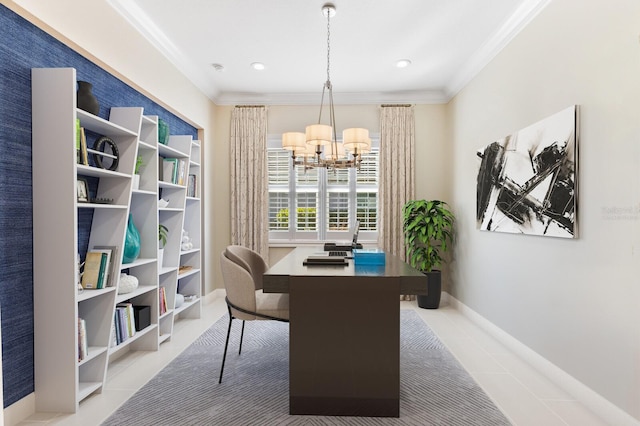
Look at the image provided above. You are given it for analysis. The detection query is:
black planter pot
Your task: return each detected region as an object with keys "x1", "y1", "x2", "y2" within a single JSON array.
[{"x1": 417, "y1": 270, "x2": 441, "y2": 309}]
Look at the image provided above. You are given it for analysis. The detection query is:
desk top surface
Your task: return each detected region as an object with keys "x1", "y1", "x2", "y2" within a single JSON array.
[{"x1": 263, "y1": 247, "x2": 428, "y2": 294}]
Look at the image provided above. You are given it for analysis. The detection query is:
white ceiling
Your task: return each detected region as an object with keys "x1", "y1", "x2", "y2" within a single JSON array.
[{"x1": 109, "y1": 0, "x2": 549, "y2": 105}]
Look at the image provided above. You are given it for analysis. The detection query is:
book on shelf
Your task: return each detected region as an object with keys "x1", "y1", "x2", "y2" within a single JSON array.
[
  {"x1": 177, "y1": 159, "x2": 187, "y2": 185},
  {"x1": 81, "y1": 251, "x2": 103, "y2": 289},
  {"x1": 113, "y1": 310, "x2": 122, "y2": 345},
  {"x1": 159, "y1": 287, "x2": 168, "y2": 315},
  {"x1": 96, "y1": 252, "x2": 108, "y2": 289},
  {"x1": 92, "y1": 245, "x2": 118, "y2": 287},
  {"x1": 79, "y1": 126, "x2": 89, "y2": 166},
  {"x1": 78, "y1": 317, "x2": 87, "y2": 362},
  {"x1": 187, "y1": 174, "x2": 197, "y2": 197},
  {"x1": 76, "y1": 119, "x2": 81, "y2": 164},
  {"x1": 115, "y1": 306, "x2": 128, "y2": 344}
]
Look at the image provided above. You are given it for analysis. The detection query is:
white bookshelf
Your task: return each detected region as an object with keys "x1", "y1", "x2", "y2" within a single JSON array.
[
  {"x1": 32, "y1": 68, "x2": 137, "y2": 412},
  {"x1": 32, "y1": 68, "x2": 202, "y2": 413}
]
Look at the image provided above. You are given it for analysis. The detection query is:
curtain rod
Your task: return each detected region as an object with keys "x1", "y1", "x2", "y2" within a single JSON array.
[
  {"x1": 234, "y1": 105, "x2": 266, "y2": 108},
  {"x1": 380, "y1": 104, "x2": 412, "y2": 108}
]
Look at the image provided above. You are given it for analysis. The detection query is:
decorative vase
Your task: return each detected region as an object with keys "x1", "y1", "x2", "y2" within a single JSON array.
[
  {"x1": 118, "y1": 273, "x2": 139, "y2": 294},
  {"x1": 158, "y1": 118, "x2": 169, "y2": 145},
  {"x1": 417, "y1": 270, "x2": 442, "y2": 309},
  {"x1": 76, "y1": 81, "x2": 100, "y2": 115},
  {"x1": 122, "y1": 214, "x2": 141, "y2": 263}
]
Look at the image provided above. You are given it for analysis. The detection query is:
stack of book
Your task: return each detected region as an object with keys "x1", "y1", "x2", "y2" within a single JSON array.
[
  {"x1": 112, "y1": 302, "x2": 136, "y2": 346},
  {"x1": 81, "y1": 246, "x2": 117, "y2": 289},
  {"x1": 161, "y1": 157, "x2": 187, "y2": 185}
]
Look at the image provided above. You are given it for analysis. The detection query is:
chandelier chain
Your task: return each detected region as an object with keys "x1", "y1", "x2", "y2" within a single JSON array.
[{"x1": 326, "y1": 8, "x2": 331, "y2": 85}]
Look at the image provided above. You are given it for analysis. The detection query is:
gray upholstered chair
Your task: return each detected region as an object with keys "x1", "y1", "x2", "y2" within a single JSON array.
[{"x1": 218, "y1": 245, "x2": 289, "y2": 383}]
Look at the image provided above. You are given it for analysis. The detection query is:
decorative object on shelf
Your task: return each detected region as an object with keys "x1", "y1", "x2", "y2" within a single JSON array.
[
  {"x1": 158, "y1": 118, "x2": 169, "y2": 145},
  {"x1": 133, "y1": 155, "x2": 144, "y2": 190},
  {"x1": 123, "y1": 214, "x2": 141, "y2": 263},
  {"x1": 92, "y1": 136, "x2": 120, "y2": 171},
  {"x1": 178, "y1": 265, "x2": 193, "y2": 274},
  {"x1": 402, "y1": 199, "x2": 455, "y2": 309},
  {"x1": 181, "y1": 229, "x2": 193, "y2": 251},
  {"x1": 76, "y1": 253, "x2": 84, "y2": 294},
  {"x1": 175, "y1": 293, "x2": 184, "y2": 308},
  {"x1": 158, "y1": 223, "x2": 169, "y2": 268},
  {"x1": 92, "y1": 197, "x2": 113, "y2": 204},
  {"x1": 282, "y1": 3, "x2": 371, "y2": 171},
  {"x1": 76, "y1": 80, "x2": 100, "y2": 115},
  {"x1": 76, "y1": 178, "x2": 89, "y2": 203},
  {"x1": 118, "y1": 273, "x2": 139, "y2": 294}
]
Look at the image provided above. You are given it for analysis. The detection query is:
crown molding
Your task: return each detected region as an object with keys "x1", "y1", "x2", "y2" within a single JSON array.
[
  {"x1": 214, "y1": 89, "x2": 449, "y2": 106},
  {"x1": 108, "y1": 0, "x2": 221, "y2": 100},
  {"x1": 444, "y1": 0, "x2": 552, "y2": 99},
  {"x1": 109, "y1": 0, "x2": 551, "y2": 107}
]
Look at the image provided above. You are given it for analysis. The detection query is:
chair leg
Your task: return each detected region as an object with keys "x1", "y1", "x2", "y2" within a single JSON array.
[
  {"x1": 238, "y1": 320, "x2": 245, "y2": 355},
  {"x1": 218, "y1": 314, "x2": 234, "y2": 384}
]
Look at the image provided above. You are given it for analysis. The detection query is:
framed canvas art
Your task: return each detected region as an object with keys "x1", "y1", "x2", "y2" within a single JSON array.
[{"x1": 476, "y1": 105, "x2": 578, "y2": 238}]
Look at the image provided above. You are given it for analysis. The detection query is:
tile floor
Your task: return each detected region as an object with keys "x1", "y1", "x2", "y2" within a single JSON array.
[{"x1": 14, "y1": 295, "x2": 609, "y2": 426}]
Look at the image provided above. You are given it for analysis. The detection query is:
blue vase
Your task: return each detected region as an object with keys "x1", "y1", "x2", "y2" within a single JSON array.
[{"x1": 122, "y1": 214, "x2": 141, "y2": 263}]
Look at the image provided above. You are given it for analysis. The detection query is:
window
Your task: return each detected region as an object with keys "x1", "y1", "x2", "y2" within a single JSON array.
[{"x1": 268, "y1": 135, "x2": 379, "y2": 242}]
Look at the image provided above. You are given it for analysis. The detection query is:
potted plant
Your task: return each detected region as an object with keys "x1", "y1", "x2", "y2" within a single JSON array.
[
  {"x1": 132, "y1": 155, "x2": 144, "y2": 190},
  {"x1": 158, "y1": 223, "x2": 169, "y2": 267},
  {"x1": 402, "y1": 200, "x2": 455, "y2": 309}
]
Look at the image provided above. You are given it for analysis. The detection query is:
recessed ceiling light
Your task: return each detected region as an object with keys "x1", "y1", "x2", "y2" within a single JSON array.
[
  {"x1": 251, "y1": 62, "x2": 265, "y2": 71},
  {"x1": 211, "y1": 63, "x2": 225, "y2": 72},
  {"x1": 395, "y1": 59, "x2": 412, "y2": 68}
]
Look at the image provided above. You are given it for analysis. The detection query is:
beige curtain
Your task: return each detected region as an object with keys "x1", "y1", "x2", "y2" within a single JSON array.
[
  {"x1": 378, "y1": 105, "x2": 415, "y2": 261},
  {"x1": 230, "y1": 106, "x2": 269, "y2": 260}
]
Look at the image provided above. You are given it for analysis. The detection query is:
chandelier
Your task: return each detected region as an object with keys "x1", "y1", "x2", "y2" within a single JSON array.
[{"x1": 282, "y1": 3, "x2": 371, "y2": 170}]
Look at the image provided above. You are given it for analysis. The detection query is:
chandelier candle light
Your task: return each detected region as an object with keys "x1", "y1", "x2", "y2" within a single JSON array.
[{"x1": 282, "y1": 3, "x2": 371, "y2": 170}]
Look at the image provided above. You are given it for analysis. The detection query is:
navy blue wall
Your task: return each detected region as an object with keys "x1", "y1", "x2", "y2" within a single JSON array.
[{"x1": 0, "y1": 5, "x2": 197, "y2": 407}]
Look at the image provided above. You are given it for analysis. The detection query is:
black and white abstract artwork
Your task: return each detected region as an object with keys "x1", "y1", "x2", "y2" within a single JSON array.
[{"x1": 476, "y1": 106, "x2": 578, "y2": 238}]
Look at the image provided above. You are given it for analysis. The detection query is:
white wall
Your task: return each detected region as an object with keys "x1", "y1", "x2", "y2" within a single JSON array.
[{"x1": 447, "y1": 0, "x2": 640, "y2": 420}]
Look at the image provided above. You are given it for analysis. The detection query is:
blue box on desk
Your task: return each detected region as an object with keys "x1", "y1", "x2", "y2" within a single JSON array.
[{"x1": 352, "y1": 248, "x2": 385, "y2": 265}]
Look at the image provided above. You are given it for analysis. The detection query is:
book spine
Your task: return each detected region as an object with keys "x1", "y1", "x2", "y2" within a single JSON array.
[{"x1": 97, "y1": 253, "x2": 108, "y2": 289}]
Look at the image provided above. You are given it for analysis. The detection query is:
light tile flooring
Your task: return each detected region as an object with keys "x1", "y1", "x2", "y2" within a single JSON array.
[{"x1": 15, "y1": 296, "x2": 609, "y2": 426}]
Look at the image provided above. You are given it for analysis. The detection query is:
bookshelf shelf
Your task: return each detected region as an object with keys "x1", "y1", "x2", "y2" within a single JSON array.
[
  {"x1": 78, "y1": 346, "x2": 107, "y2": 366},
  {"x1": 78, "y1": 382, "x2": 103, "y2": 401}
]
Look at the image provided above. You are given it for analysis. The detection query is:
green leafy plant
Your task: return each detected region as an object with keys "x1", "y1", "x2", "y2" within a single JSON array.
[
  {"x1": 134, "y1": 155, "x2": 144, "y2": 174},
  {"x1": 158, "y1": 224, "x2": 169, "y2": 248},
  {"x1": 402, "y1": 200, "x2": 455, "y2": 272}
]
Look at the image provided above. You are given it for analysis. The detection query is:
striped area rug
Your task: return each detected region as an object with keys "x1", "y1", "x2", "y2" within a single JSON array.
[{"x1": 102, "y1": 310, "x2": 511, "y2": 425}]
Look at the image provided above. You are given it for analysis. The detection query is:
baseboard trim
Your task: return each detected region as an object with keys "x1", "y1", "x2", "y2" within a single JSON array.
[
  {"x1": 3, "y1": 393, "x2": 34, "y2": 426},
  {"x1": 203, "y1": 288, "x2": 225, "y2": 305},
  {"x1": 446, "y1": 293, "x2": 639, "y2": 426}
]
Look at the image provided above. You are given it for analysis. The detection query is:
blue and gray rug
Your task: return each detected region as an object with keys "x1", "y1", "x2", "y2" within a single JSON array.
[{"x1": 102, "y1": 310, "x2": 511, "y2": 425}]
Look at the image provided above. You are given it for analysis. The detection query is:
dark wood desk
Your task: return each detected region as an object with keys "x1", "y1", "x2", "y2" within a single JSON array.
[{"x1": 263, "y1": 247, "x2": 427, "y2": 417}]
